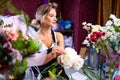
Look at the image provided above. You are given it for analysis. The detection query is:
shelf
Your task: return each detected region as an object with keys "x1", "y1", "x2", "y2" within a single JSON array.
[
  {"x1": 55, "y1": 30, "x2": 73, "y2": 36},
  {"x1": 55, "y1": 30, "x2": 73, "y2": 33}
]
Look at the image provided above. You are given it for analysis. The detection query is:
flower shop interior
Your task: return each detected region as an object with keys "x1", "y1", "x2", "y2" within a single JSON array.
[{"x1": 0, "y1": 0, "x2": 120, "y2": 80}]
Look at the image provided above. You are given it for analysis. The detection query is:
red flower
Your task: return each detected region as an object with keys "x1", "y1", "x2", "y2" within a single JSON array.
[
  {"x1": 90, "y1": 34, "x2": 98, "y2": 42},
  {"x1": 102, "y1": 32, "x2": 105, "y2": 36},
  {"x1": 2, "y1": 37, "x2": 8, "y2": 42}
]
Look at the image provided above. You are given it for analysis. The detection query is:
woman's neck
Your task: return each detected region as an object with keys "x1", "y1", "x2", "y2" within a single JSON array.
[{"x1": 38, "y1": 27, "x2": 51, "y2": 36}]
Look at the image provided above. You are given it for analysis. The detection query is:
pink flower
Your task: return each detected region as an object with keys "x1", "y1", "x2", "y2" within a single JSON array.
[{"x1": 6, "y1": 30, "x2": 18, "y2": 41}]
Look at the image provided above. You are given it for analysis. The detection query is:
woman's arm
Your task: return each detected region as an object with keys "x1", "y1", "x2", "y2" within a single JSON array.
[
  {"x1": 56, "y1": 32, "x2": 64, "y2": 48},
  {"x1": 43, "y1": 32, "x2": 65, "y2": 64}
]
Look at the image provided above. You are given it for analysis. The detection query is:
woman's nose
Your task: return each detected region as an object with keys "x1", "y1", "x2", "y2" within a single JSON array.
[{"x1": 54, "y1": 17, "x2": 57, "y2": 22}]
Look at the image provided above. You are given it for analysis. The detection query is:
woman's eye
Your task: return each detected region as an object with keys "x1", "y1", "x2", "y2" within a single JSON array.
[
  {"x1": 48, "y1": 14, "x2": 56, "y2": 17},
  {"x1": 49, "y1": 14, "x2": 54, "y2": 17}
]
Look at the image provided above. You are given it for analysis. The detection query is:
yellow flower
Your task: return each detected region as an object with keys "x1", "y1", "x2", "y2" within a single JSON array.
[{"x1": 91, "y1": 25, "x2": 101, "y2": 33}]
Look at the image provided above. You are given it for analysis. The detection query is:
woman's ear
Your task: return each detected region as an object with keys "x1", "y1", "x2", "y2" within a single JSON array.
[
  {"x1": 40, "y1": 14, "x2": 46, "y2": 23},
  {"x1": 40, "y1": 18, "x2": 44, "y2": 23}
]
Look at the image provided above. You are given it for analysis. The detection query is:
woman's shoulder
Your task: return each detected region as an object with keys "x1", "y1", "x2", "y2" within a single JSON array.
[
  {"x1": 55, "y1": 32, "x2": 64, "y2": 43},
  {"x1": 55, "y1": 32, "x2": 63, "y2": 38}
]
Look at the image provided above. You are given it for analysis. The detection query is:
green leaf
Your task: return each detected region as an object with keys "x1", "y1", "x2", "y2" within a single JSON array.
[
  {"x1": 48, "y1": 71, "x2": 56, "y2": 80},
  {"x1": 42, "y1": 62, "x2": 58, "y2": 72},
  {"x1": 0, "y1": 0, "x2": 10, "y2": 14},
  {"x1": 7, "y1": 1, "x2": 21, "y2": 14},
  {"x1": 82, "y1": 65, "x2": 104, "y2": 80},
  {"x1": 20, "y1": 58, "x2": 28, "y2": 74},
  {"x1": 27, "y1": 38, "x2": 42, "y2": 53},
  {"x1": 57, "y1": 75, "x2": 67, "y2": 80},
  {"x1": 51, "y1": 68, "x2": 56, "y2": 74},
  {"x1": 21, "y1": 11, "x2": 30, "y2": 26},
  {"x1": 113, "y1": 24, "x2": 120, "y2": 32},
  {"x1": 13, "y1": 59, "x2": 28, "y2": 78}
]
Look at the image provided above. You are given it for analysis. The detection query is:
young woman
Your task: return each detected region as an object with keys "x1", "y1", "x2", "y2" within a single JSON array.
[{"x1": 26, "y1": 3, "x2": 69, "y2": 80}]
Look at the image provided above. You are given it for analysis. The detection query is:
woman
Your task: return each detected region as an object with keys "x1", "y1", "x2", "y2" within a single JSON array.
[{"x1": 26, "y1": 3, "x2": 69, "y2": 80}]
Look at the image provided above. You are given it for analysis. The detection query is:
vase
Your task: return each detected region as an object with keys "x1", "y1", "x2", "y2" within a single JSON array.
[{"x1": 87, "y1": 46, "x2": 100, "y2": 70}]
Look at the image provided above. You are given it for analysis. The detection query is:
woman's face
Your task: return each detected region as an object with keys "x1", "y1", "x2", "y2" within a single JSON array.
[{"x1": 42, "y1": 8, "x2": 57, "y2": 27}]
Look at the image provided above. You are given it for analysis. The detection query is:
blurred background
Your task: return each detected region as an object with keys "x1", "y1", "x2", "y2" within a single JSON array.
[{"x1": 1, "y1": 0, "x2": 120, "y2": 53}]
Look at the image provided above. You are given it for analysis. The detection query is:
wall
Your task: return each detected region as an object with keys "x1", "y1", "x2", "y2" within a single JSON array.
[
  {"x1": 4, "y1": 0, "x2": 42, "y2": 20},
  {"x1": 61, "y1": 0, "x2": 98, "y2": 52}
]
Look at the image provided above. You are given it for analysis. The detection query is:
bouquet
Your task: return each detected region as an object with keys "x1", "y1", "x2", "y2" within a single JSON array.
[
  {"x1": 0, "y1": 15, "x2": 42, "y2": 79},
  {"x1": 82, "y1": 14, "x2": 120, "y2": 79},
  {"x1": 58, "y1": 47, "x2": 84, "y2": 70}
]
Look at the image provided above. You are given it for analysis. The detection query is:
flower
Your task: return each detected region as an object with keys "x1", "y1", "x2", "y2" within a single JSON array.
[
  {"x1": 0, "y1": 15, "x2": 42, "y2": 79},
  {"x1": 0, "y1": 28, "x2": 15, "y2": 70},
  {"x1": 101, "y1": 14, "x2": 120, "y2": 52},
  {"x1": 72, "y1": 56, "x2": 84, "y2": 70},
  {"x1": 82, "y1": 14, "x2": 120, "y2": 79},
  {"x1": 58, "y1": 47, "x2": 84, "y2": 70}
]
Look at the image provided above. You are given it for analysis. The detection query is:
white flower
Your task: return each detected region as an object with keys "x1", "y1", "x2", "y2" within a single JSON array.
[
  {"x1": 82, "y1": 22, "x2": 87, "y2": 26},
  {"x1": 105, "y1": 20, "x2": 113, "y2": 26},
  {"x1": 110, "y1": 14, "x2": 120, "y2": 26},
  {"x1": 87, "y1": 23, "x2": 92, "y2": 26},
  {"x1": 58, "y1": 47, "x2": 84, "y2": 70},
  {"x1": 59, "y1": 47, "x2": 77, "y2": 68},
  {"x1": 65, "y1": 47, "x2": 77, "y2": 55},
  {"x1": 114, "y1": 19, "x2": 120, "y2": 26},
  {"x1": 59, "y1": 54, "x2": 74, "y2": 68},
  {"x1": 72, "y1": 56, "x2": 84, "y2": 70},
  {"x1": 110, "y1": 14, "x2": 117, "y2": 22}
]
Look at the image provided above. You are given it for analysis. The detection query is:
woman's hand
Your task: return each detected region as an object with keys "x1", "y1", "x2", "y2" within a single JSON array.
[
  {"x1": 51, "y1": 46, "x2": 65, "y2": 58},
  {"x1": 57, "y1": 55, "x2": 63, "y2": 65}
]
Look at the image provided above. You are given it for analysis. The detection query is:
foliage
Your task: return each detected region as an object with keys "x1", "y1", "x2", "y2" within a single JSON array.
[
  {"x1": 12, "y1": 59, "x2": 27, "y2": 78},
  {"x1": 82, "y1": 65, "x2": 104, "y2": 80},
  {"x1": 12, "y1": 31, "x2": 42, "y2": 58}
]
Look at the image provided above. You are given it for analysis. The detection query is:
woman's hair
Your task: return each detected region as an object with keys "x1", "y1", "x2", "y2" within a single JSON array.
[{"x1": 35, "y1": 2, "x2": 57, "y2": 24}]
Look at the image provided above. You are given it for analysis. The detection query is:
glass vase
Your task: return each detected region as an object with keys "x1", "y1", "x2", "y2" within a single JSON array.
[{"x1": 87, "y1": 46, "x2": 100, "y2": 70}]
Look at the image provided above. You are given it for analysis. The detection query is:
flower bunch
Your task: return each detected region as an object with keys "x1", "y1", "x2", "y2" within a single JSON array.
[
  {"x1": 0, "y1": 15, "x2": 42, "y2": 79},
  {"x1": 101, "y1": 14, "x2": 120, "y2": 53},
  {"x1": 82, "y1": 14, "x2": 120, "y2": 79},
  {"x1": 84, "y1": 31, "x2": 105, "y2": 45},
  {"x1": 58, "y1": 47, "x2": 84, "y2": 70},
  {"x1": 82, "y1": 22, "x2": 108, "y2": 55},
  {"x1": 82, "y1": 22, "x2": 103, "y2": 45}
]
